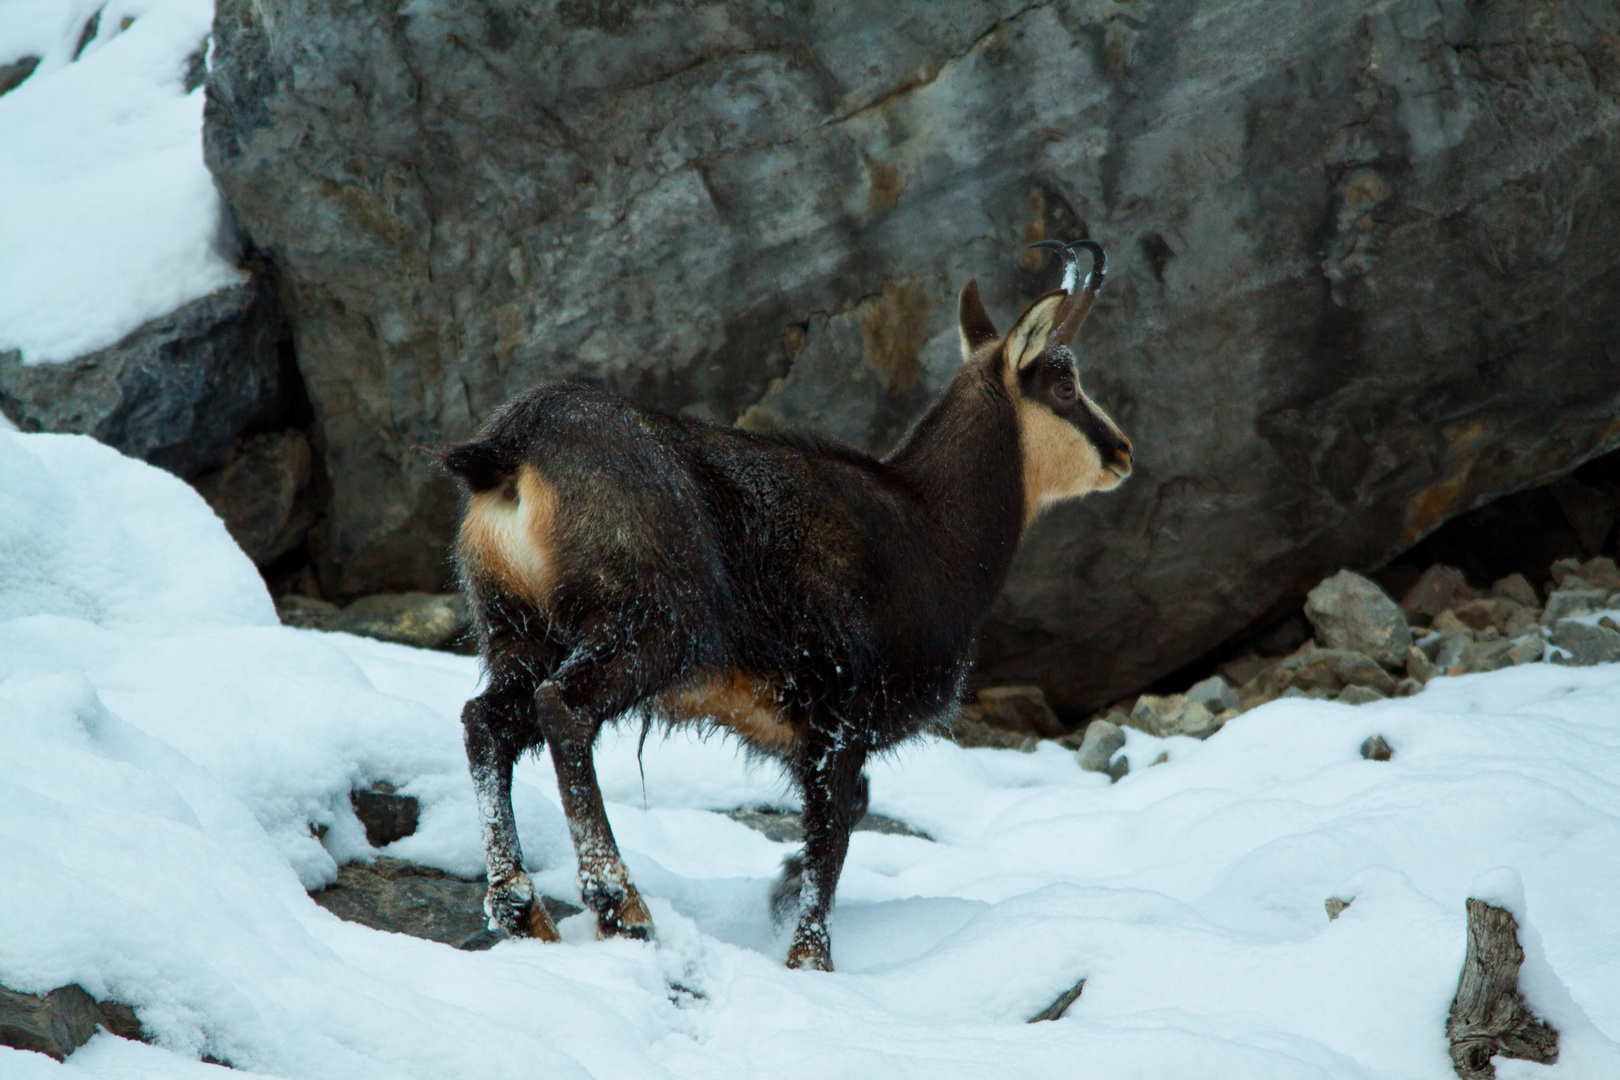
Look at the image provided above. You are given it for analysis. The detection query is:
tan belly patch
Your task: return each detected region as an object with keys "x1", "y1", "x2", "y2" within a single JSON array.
[
  {"x1": 459, "y1": 464, "x2": 559, "y2": 600},
  {"x1": 663, "y1": 672, "x2": 797, "y2": 753}
]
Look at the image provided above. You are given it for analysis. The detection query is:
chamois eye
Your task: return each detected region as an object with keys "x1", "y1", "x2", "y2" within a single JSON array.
[{"x1": 1054, "y1": 380, "x2": 1075, "y2": 401}]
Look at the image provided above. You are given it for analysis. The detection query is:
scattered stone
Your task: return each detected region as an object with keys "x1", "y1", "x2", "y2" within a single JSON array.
[
  {"x1": 327, "y1": 593, "x2": 472, "y2": 650},
  {"x1": 1547, "y1": 620, "x2": 1620, "y2": 667},
  {"x1": 1306, "y1": 571, "x2": 1412, "y2": 668},
  {"x1": 1434, "y1": 633, "x2": 1473, "y2": 675},
  {"x1": 725, "y1": 806, "x2": 931, "y2": 842},
  {"x1": 974, "y1": 685, "x2": 1066, "y2": 738},
  {"x1": 310, "y1": 857, "x2": 581, "y2": 950},
  {"x1": 1447, "y1": 898, "x2": 1559, "y2": 1078},
  {"x1": 1335, "y1": 652, "x2": 1399, "y2": 695},
  {"x1": 193, "y1": 430, "x2": 315, "y2": 566},
  {"x1": 1401, "y1": 565, "x2": 1473, "y2": 620},
  {"x1": 1075, "y1": 720, "x2": 1127, "y2": 779},
  {"x1": 1490, "y1": 574, "x2": 1539, "y2": 609},
  {"x1": 1395, "y1": 677, "x2": 1422, "y2": 697},
  {"x1": 1433, "y1": 609, "x2": 1472, "y2": 635},
  {"x1": 1406, "y1": 645, "x2": 1439, "y2": 683},
  {"x1": 1505, "y1": 633, "x2": 1545, "y2": 667},
  {"x1": 951, "y1": 710, "x2": 1038, "y2": 751},
  {"x1": 1338, "y1": 685, "x2": 1386, "y2": 706},
  {"x1": 1462, "y1": 638, "x2": 1516, "y2": 674},
  {"x1": 1027, "y1": 977, "x2": 1086, "y2": 1023},
  {"x1": 0, "y1": 984, "x2": 103, "y2": 1060},
  {"x1": 1177, "y1": 701, "x2": 1223, "y2": 739},
  {"x1": 1127, "y1": 694, "x2": 1185, "y2": 738},
  {"x1": 1579, "y1": 556, "x2": 1620, "y2": 591},
  {"x1": 1548, "y1": 557, "x2": 1583, "y2": 588},
  {"x1": 1218, "y1": 654, "x2": 1273, "y2": 688},
  {"x1": 1541, "y1": 586, "x2": 1607, "y2": 625},
  {"x1": 1326, "y1": 896, "x2": 1354, "y2": 919},
  {"x1": 0, "y1": 55, "x2": 39, "y2": 97},
  {"x1": 1447, "y1": 598, "x2": 1537, "y2": 638},
  {"x1": 1360, "y1": 735, "x2": 1393, "y2": 761},
  {"x1": 275, "y1": 595, "x2": 340, "y2": 629},
  {"x1": 351, "y1": 782, "x2": 419, "y2": 848},
  {"x1": 1281, "y1": 686, "x2": 1330, "y2": 700},
  {"x1": 1186, "y1": 675, "x2": 1240, "y2": 716}
]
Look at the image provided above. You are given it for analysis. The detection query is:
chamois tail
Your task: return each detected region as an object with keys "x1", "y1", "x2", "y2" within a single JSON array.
[{"x1": 440, "y1": 441, "x2": 517, "y2": 493}]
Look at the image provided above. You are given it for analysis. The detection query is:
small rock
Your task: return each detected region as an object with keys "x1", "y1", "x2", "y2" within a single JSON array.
[
  {"x1": 0, "y1": 984, "x2": 102, "y2": 1061},
  {"x1": 1306, "y1": 571, "x2": 1412, "y2": 667},
  {"x1": 1446, "y1": 597, "x2": 1537, "y2": 637},
  {"x1": 1490, "y1": 573, "x2": 1539, "y2": 608},
  {"x1": 1548, "y1": 557, "x2": 1583, "y2": 587},
  {"x1": 1360, "y1": 735, "x2": 1393, "y2": 761},
  {"x1": 1547, "y1": 620, "x2": 1620, "y2": 666},
  {"x1": 1580, "y1": 556, "x2": 1620, "y2": 592},
  {"x1": 1127, "y1": 694, "x2": 1186, "y2": 738},
  {"x1": 1176, "y1": 700, "x2": 1222, "y2": 739},
  {"x1": 328, "y1": 593, "x2": 471, "y2": 649},
  {"x1": 276, "y1": 594, "x2": 340, "y2": 629},
  {"x1": 1338, "y1": 684, "x2": 1386, "y2": 706},
  {"x1": 1076, "y1": 720, "x2": 1127, "y2": 778},
  {"x1": 975, "y1": 685, "x2": 1066, "y2": 738},
  {"x1": 0, "y1": 55, "x2": 40, "y2": 98},
  {"x1": 1463, "y1": 637, "x2": 1516, "y2": 674},
  {"x1": 726, "y1": 806, "x2": 929, "y2": 841},
  {"x1": 1434, "y1": 632, "x2": 1472, "y2": 675},
  {"x1": 1217, "y1": 654, "x2": 1272, "y2": 687},
  {"x1": 1394, "y1": 677, "x2": 1422, "y2": 697},
  {"x1": 1406, "y1": 645, "x2": 1438, "y2": 683},
  {"x1": 1281, "y1": 686, "x2": 1329, "y2": 700},
  {"x1": 1506, "y1": 632, "x2": 1545, "y2": 666},
  {"x1": 1400, "y1": 565, "x2": 1472, "y2": 619},
  {"x1": 1326, "y1": 896, "x2": 1354, "y2": 918},
  {"x1": 1432, "y1": 609, "x2": 1471, "y2": 635},
  {"x1": 1334, "y1": 651, "x2": 1399, "y2": 695},
  {"x1": 352, "y1": 782, "x2": 419, "y2": 848},
  {"x1": 311, "y1": 857, "x2": 582, "y2": 950},
  {"x1": 1186, "y1": 675, "x2": 1240, "y2": 716},
  {"x1": 1542, "y1": 587, "x2": 1607, "y2": 625},
  {"x1": 951, "y1": 710, "x2": 1038, "y2": 751}
]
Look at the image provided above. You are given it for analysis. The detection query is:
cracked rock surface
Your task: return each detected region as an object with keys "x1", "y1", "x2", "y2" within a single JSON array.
[{"x1": 206, "y1": 0, "x2": 1620, "y2": 709}]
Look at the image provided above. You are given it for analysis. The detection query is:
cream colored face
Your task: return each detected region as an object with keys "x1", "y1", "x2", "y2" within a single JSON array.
[{"x1": 996, "y1": 293, "x2": 1133, "y2": 526}]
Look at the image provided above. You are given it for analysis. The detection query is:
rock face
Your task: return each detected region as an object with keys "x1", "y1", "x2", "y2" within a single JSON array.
[
  {"x1": 0, "y1": 277, "x2": 287, "y2": 479},
  {"x1": 204, "y1": 0, "x2": 1620, "y2": 711}
]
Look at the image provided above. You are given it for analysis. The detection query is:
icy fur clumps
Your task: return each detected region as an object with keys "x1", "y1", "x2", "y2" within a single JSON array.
[{"x1": 0, "y1": 0, "x2": 243, "y2": 364}]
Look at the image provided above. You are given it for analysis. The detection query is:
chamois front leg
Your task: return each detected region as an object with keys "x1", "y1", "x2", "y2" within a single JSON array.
[
  {"x1": 785, "y1": 735, "x2": 869, "y2": 971},
  {"x1": 534, "y1": 681, "x2": 655, "y2": 941},
  {"x1": 463, "y1": 677, "x2": 561, "y2": 942}
]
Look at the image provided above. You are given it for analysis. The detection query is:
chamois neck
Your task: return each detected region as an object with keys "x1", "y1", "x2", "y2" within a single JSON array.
[{"x1": 884, "y1": 357, "x2": 1026, "y2": 606}]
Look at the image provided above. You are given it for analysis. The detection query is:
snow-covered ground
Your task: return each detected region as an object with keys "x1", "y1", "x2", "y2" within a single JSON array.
[
  {"x1": 0, "y1": 0, "x2": 241, "y2": 364},
  {"x1": 4, "y1": 429, "x2": 1620, "y2": 1079}
]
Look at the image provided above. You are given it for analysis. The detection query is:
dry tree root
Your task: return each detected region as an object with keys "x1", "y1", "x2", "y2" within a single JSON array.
[{"x1": 1446, "y1": 898, "x2": 1559, "y2": 1079}]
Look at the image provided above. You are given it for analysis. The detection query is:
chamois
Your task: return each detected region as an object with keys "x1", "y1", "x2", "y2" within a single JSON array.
[{"x1": 444, "y1": 242, "x2": 1132, "y2": 971}]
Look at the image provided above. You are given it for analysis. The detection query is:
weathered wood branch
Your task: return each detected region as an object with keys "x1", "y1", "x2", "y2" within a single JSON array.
[
  {"x1": 1028, "y1": 978, "x2": 1085, "y2": 1022},
  {"x1": 1447, "y1": 898, "x2": 1559, "y2": 1079}
]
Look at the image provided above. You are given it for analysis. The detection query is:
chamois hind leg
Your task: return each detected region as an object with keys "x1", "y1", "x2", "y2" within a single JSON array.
[
  {"x1": 535, "y1": 676, "x2": 655, "y2": 941},
  {"x1": 462, "y1": 668, "x2": 561, "y2": 942},
  {"x1": 784, "y1": 732, "x2": 870, "y2": 971}
]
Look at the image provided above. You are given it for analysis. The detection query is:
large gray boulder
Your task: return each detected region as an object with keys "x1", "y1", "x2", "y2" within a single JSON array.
[
  {"x1": 204, "y1": 0, "x2": 1620, "y2": 712},
  {"x1": 0, "y1": 277, "x2": 286, "y2": 479}
]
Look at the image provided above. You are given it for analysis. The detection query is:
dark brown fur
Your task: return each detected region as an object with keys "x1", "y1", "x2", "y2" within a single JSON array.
[{"x1": 446, "y1": 273, "x2": 1131, "y2": 970}]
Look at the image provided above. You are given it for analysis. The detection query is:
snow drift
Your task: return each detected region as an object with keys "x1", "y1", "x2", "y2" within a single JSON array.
[{"x1": 3, "y1": 428, "x2": 1620, "y2": 1079}]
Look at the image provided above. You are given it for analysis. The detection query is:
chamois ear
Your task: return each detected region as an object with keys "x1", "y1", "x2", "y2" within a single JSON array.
[
  {"x1": 1004, "y1": 290, "x2": 1069, "y2": 371},
  {"x1": 958, "y1": 279, "x2": 999, "y2": 359}
]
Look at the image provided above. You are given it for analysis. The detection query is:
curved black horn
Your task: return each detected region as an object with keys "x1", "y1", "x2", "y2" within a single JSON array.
[
  {"x1": 1028, "y1": 239, "x2": 1085, "y2": 293},
  {"x1": 1067, "y1": 239, "x2": 1106, "y2": 293}
]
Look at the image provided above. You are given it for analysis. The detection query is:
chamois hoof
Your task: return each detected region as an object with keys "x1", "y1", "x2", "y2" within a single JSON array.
[
  {"x1": 486, "y1": 874, "x2": 561, "y2": 942},
  {"x1": 589, "y1": 882, "x2": 656, "y2": 941},
  {"x1": 785, "y1": 924, "x2": 833, "y2": 972}
]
